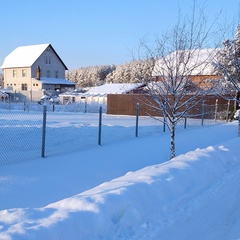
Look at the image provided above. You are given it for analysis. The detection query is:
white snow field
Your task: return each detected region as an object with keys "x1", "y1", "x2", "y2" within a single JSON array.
[{"x1": 0, "y1": 110, "x2": 240, "y2": 240}]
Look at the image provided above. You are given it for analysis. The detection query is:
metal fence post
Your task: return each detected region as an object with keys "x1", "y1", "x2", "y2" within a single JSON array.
[
  {"x1": 163, "y1": 102, "x2": 166, "y2": 132},
  {"x1": 85, "y1": 99, "x2": 87, "y2": 113},
  {"x1": 201, "y1": 100, "x2": 205, "y2": 126},
  {"x1": 41, "y1": 105, "x2": 47, "y2": 158},
  {"x1": 24, "y1": 100, "x2": 26, "y2": 112},
  {"x1": 135, "y1": 103, "x2": 139, "y2": 137},
  {"x1": 214, "y1": 99, "x2": 218, "y2": 123},
  {"x1": 184, "y1": 116, "x2": 187, "y2": 129},
  {"x1": 226, "y1": 100, "x2": 230, "y2": 122},
  {"x1": 184, "y1": 103, "x2": 188, "y2": 129},
  {"x1": 238, "y1": 117, "x2": 240, "y2": 137},
  {"x1": 98, "y1": 106, "x2": 102, "y2": 145},
  {"x1": 163, "y1": 115, "x2": 166, "y2": 132}
]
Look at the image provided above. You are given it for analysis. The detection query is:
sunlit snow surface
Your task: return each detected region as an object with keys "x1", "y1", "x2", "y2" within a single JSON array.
[{"x1": 0, "y1": 110, "x2": 239, "y2": 240}]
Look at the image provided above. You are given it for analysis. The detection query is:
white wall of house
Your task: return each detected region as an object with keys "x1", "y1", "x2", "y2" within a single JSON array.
[
  {"x1": 2, "y1": 45, "x2": 69, "y2": 102},
  {"x1": 4, "y1": 67, "x2": 32, "y2": 91}
]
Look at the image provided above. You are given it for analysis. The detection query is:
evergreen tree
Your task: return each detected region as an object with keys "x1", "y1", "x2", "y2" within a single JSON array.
[{"x1": 214, "y1": 25, "x2": 240, "y2": 93}]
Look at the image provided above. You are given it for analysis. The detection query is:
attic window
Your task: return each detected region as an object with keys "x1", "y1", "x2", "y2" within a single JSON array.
[{"x1": 45, "y1": 57, "x2": 51, "y2": 65}]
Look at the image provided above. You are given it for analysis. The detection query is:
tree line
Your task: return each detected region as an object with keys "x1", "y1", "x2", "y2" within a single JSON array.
[{"x1": 66, "y1": 59, "x2": 155, "y2": 88}]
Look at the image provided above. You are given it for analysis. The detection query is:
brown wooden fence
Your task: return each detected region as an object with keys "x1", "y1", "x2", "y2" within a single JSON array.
[{"x1": 107, "y1": 94, "x2": 235, "y2": 119}]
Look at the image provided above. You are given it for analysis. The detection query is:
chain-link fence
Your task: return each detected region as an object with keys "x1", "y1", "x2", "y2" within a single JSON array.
[
  {"x1": 0, "y1": 101, "x2": 106, "y2": 113},
  {"x1": 0, "y1": 99, "x2": 234, "y2": 165},
  {"x1": 0, "y1": 101, "x2": 107, "y2": 165},
  {"x1": 0, "y1": 109, "x2": 42, "y2": 164}
]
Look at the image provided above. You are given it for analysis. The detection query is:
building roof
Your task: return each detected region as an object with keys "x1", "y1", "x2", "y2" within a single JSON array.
[
  {"x1": 152, "y1": 48, "x2": 220, "y2": 77},
  {"x1": 0, "y1": 44, "x2": 68, "y2": 70},
  {"x1": 60, "y1": 83, "x2": 144, "y2": 97},
  {"x1": 40, "y1": 77, "x2": 75, "y2": 85},
  {"x1": 86, "y1": 83, "x2": 144, "y2": 95}
]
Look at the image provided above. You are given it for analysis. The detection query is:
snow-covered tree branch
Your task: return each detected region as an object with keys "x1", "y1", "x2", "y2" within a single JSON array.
[{"x1": 137, "y1": 2, "x2": 222, "y2": 159}]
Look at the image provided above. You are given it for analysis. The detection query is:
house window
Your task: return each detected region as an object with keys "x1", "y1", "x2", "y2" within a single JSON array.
[
  {"x1": 13, "y1": 70, "x2": 17, "y2": 78},
  {"x1": 22, "y1": 69, "x2": 27, "y2": 78},
  {"x1": 21, "y1": 84, "x2": 27, "y2": 91},
  {"x1": 46, "y1": 70, "x2": 51, "y2": 78},
  {"x1": 55, "y1": 71, "x2": 59, "y2": 78},
  {"x1": 45, "y1": 57, "x2": 51, "y2": 65}
]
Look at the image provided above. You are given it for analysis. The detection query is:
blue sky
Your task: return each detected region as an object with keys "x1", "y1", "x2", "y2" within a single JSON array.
[{"x1": 0, "y1": 0, "x2": 239, "y2": 70}]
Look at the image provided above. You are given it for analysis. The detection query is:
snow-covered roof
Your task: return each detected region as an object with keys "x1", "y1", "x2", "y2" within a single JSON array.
[
  {"x1": 86, "y1": 83, "x2": 144, "y2": 95},
  {"x1": 59, "y1": 83, "x2": 144, "y2": 97},
  {"x1": 40, "y1": 77, "x2": 75, "y2": 85},
  {"x1": 152, "y1": 48, "x2": 220, "y2": 77},
  {"x1": 1, "y1": 44, "x2": 49, "y2": 68},
  {"x1": 0, "y1": 44, "x2": 68, "y2": 69}
]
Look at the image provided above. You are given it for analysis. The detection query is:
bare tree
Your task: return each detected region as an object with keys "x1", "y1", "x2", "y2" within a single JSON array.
[{"x1": 137, "y1": 3, "x2": 222, "y2": 159}]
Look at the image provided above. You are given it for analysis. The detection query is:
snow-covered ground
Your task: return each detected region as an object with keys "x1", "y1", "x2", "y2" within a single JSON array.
[{"x1": 0, "y1": 110, "x2": 240, "y2": 240}]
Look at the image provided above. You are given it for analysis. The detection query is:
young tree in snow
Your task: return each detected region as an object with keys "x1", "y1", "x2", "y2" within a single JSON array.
[
  {"x1": 213, "y1": 25, "x2": 240, "y2": 109},
  {"x1": 138, "y1": 4, "x2": 221, "y2": 159}
]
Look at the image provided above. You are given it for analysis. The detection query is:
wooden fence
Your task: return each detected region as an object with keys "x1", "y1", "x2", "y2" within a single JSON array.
[{"x1": 107, "y1": 94, "x2": 235, "y2": 119}]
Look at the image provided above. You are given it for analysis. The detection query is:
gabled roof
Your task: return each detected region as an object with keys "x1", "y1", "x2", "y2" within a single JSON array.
[
  {"x1": 152, "y1": 48, "x2": 220, "y2": 77},
  {"x1": 0, "y1": 44, "x2": 68, "y2": 70}
]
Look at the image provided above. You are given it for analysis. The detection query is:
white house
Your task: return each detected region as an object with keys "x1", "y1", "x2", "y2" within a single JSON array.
[{"x1": 0, "y1": 43, "x2": 75, "y2": 101}]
